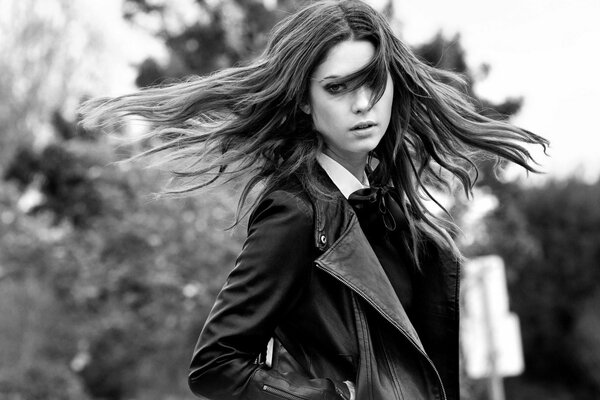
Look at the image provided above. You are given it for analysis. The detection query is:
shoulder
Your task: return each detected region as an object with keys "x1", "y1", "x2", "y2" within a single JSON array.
[
  {"x1": 248, "y1": 185, "x2": 314, "y2": 234},
  {"x1": 241, "y1": 186, "x2": 317, "y2": 273},
  {"x1": 248, "y1": 173, "x2": 351, "y2": 252}
]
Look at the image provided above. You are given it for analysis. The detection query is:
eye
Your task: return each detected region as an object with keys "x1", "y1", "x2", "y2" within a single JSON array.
[{"x1": 324, "y1": 83, "x2": 346, "y2": 94}]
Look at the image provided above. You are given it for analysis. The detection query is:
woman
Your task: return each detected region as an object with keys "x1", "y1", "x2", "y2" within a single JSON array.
[{"x1": 81, "y1": 1, "x2": 547, "y2": 399}]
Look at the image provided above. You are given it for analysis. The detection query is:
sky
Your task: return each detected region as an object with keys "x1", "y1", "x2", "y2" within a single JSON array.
[{"x1": 370, "y1": 0, "x2": 600, "y2": 183}]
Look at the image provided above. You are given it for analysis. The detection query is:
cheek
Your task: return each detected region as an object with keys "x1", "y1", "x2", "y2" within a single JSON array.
[
  {"x1": 379, "y1": 79, "x2": 394, "y2": 125},
  {"x1": 312, "y1": 106, "x2": 332, "y2": 130},
  {"x1": 310, "y1": 97, "x2": 340, "y2": 132}
]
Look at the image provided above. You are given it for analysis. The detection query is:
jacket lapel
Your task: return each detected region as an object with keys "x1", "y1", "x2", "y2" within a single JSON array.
[{"x1": 315, "y1": 215, "x2": 425, "y2": 353}]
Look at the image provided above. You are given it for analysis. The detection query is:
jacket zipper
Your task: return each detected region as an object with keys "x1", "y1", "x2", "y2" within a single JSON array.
[
  {"x1": 315, "y1": 260, "x2": 448, "y2": 400},
  {"x1": 262, "y1": 384, "x2": 308, "y2": 400}
]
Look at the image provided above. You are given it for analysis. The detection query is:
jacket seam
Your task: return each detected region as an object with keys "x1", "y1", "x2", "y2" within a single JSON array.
[
  {"x1": 352, "y1": 293, "x2": 374, "y2": 400},
  {"x1": 378, "y1": 327, "x2": 405, "y2": 400}
]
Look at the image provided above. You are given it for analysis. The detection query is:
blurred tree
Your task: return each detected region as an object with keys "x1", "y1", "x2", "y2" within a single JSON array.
[
  {"x1": 474, "y1": 178, "x2": 600, "y2": 399},
  {"x1": 414, "y1": 32, "x2": 525, "y2": 192},
  {"x1": 1, "y1": 151, "x2": 244, "y2": 399},
  {"x1": 0, "y1": 0, "x2": 130, "y2": 171},
  {"x1": 124, "y1": 0, "x2": 290, "y2": 84},
  {"x1": 415, "y1": 32, "x2": 523, "y2": 119}
]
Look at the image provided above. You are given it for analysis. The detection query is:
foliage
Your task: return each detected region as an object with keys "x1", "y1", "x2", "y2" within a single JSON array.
[
  {"x1": 125, "y1": 0, "x2": 291, "y2": 85},
  {"x1": 1, "y1": 133, "x2": 245, "y2": 398},
  {"x1": 0, "y1": 0, "x2": 127, "y2": 171},
  {"x1": 475, "y1": 178, "x2": 600, "y2": 399}
]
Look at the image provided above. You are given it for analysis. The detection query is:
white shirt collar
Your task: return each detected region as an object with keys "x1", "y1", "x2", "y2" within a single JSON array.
[{"x1": 316, "y1": 152, "x2": 369, "y2": 199}]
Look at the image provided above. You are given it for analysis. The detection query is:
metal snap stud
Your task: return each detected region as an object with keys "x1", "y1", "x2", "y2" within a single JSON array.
[{"x1": 319, "y1": 234, "x2": 327, "y2": 245}]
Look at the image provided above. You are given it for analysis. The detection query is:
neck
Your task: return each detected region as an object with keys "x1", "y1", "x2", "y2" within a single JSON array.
[{"x1": 323, "y1": 149, "x2": 368, "y2": 184}]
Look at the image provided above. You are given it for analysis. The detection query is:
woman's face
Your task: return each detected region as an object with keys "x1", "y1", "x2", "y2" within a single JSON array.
[{"x1": 305, "y1": 40, "x2": 394, "y2": 164}]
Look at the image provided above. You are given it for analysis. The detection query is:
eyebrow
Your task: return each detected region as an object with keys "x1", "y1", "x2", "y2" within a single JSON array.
[
  {"x1": 317, "y1": 69, "x2": 366, "y2": 82},
  {"x1": 317, "y1": 75, "x2": 341, "y2": 82}
]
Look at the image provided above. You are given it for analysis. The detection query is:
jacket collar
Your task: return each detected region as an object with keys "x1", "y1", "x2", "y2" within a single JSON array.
[{"x1": 314, "y1": 216, "x2": 426, "y2": 352}]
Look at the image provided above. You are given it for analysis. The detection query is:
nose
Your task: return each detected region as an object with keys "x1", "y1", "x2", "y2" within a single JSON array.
[{"x1": 351, "y1": 86, "x2": 372, "y2": 114}]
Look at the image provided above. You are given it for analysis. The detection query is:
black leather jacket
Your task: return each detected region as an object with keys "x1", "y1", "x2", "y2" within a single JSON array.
[{"x1": 188, "y1": 173, "x2": 460, "y2": 400}]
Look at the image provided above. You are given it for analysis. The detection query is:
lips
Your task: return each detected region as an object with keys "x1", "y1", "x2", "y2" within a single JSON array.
[{"x1": 351, "y1": 121, "x2": 377, "y2": 130}]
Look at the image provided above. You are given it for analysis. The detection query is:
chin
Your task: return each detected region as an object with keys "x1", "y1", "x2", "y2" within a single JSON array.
[
  {"x1": 346, "y1": 145, "x2": 378, "y2": 158},
  {"x1": 354, "y1": 138, "x2": 383, "y2": 154}
]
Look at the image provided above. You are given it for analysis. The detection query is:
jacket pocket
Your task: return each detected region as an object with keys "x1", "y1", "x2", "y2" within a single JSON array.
[{"x1": 262, "y1": 384, "x2": 309, "y2": 400}]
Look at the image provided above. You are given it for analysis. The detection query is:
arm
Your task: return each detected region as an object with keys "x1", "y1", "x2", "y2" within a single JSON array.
[{"x1": 188, "y1": 190, "x2": 351, "y2": 400}]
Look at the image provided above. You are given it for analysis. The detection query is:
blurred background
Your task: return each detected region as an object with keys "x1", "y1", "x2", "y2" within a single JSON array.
[{"x1": 1, "y1": 0, "x2": 599, "y2": 399}]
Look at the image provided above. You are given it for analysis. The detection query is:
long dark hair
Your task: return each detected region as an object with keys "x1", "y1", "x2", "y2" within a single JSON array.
[{"x1": 80, "y1": 0, "x2": 548, "y2": 262}]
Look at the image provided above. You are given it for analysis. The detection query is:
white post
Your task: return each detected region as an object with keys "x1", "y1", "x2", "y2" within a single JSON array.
[
  {"x1": 461, "y1": 256, "x2": 524, "y2": 395},
  {"x1": 480, "y1": 269, "x2": 505, "y2": 400}
]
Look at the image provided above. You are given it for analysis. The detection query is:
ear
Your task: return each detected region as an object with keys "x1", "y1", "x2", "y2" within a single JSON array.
[{"x1": 300, "y1": 103, "x2": 311, "y2": 114}]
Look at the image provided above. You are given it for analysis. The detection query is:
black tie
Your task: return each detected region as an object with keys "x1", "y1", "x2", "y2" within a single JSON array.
[{"x1": 347, "y1": 186, "x2": 408, "y2": 233}]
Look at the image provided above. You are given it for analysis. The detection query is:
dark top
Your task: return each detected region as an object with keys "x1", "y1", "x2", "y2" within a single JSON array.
[{"x1": 348, "y1": 188, "x2": 415, "y2": 314}]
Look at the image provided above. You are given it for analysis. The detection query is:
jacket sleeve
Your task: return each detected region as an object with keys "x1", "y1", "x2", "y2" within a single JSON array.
[{"x1": 188, "y1": 190, "x2": 351, "y2": 400}]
